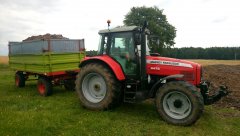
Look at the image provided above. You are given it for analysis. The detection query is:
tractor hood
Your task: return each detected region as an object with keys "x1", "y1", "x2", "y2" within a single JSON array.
[{"x1": 146, "y1": 56, "x2": 201, "y2": 85}]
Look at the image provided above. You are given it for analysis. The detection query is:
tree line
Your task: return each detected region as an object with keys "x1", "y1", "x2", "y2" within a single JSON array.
[
  {"x1": 86, "y1": 47, "x2": 240, "y2": 60},
  {"x1": 161, "y1": 47, "x2": 240, "y2": 60}
]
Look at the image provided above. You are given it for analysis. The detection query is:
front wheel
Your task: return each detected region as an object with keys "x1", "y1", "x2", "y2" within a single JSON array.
[{"x1": 155, "y1": 81, "x2": 204, "y2": 126}]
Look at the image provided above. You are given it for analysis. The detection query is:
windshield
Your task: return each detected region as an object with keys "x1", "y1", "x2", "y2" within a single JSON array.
[
  {"x1": 97, "y1": 34, "x2": 108, "y2": 55},
  {"x1": 98, "y1": 33, "x2": 150, "y2": 56},
  {"x1": 146, "y1": 35, "x2": 150, "y2": 56},
  {"x1": 97, "y1": 35, "x2": 102, "y2": 54}
]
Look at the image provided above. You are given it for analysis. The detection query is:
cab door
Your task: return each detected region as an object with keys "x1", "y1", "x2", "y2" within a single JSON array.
[{"x1": 109, "y1": 32, "x2": 138, "y2": 76}]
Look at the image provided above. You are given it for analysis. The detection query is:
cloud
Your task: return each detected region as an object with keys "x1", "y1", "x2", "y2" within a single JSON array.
[
  {"x1": 212, "y1": 16, "x2": 228, "y2": 23},
  {"x1": 0, "y1": 0, "x2": 61, "y2": 55},
  {"x1": 1, "y1": 0, "x2": 240, "y2": 55},
  {"x1": 0, "y1": 0, "x2": 57, "y2": 13}
]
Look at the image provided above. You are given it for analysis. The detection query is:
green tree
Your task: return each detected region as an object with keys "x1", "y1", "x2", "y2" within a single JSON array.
[{"x1": 124, "y1": 6, "x2": 176, "y2": 53}]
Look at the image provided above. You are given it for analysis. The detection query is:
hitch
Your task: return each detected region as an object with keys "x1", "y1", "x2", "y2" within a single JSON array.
[{"x1": 200, "y1": 81, "x2": 229, "y2": 105}]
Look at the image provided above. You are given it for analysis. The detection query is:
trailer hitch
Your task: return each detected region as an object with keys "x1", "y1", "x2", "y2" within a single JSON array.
[{"x1": 200, "y1": 81, "x2": 229, "y2": 105}]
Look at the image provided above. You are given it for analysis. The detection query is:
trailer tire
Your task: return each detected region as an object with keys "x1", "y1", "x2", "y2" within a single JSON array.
[
  {"x1": 155, "y1": 81, "x2": 204, "y2": 126},
  {"x1": 37, "y1": 77, "x2": 52, "y2": 96},
  {"x1": 15, "y1": 72, "x2": 25, "y2": 87},
  {"x1": 76, "y1": 63, "x2": 121, "y2": 110}
]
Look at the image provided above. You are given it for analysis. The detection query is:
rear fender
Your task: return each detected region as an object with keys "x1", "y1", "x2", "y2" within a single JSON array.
[{"x1": 79, "y1": 56, "x2": 125, "y2": 81}]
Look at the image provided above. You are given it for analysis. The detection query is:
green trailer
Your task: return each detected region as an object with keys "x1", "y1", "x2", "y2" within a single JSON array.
[{"x1": 8, "y1": 39, "x2": 85, "y2": 96}]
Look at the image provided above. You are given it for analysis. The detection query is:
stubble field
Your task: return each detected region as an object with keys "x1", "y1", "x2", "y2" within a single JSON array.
[{"x1": 0, "y1": 56, "x2": 8, "y2": 64}]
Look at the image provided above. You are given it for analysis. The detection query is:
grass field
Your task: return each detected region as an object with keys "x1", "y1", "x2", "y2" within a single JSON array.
[{"x1": 0, "y1": 61, "x2": 240, "y2": 135}]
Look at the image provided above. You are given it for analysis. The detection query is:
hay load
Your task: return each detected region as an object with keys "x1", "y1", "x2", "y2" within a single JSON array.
[{"x1": 23, "y1": 33, "x2": 69, "y2": 41}]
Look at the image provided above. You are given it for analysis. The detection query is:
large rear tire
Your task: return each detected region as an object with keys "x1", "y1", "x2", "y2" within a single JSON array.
[
  {"x1": 76, "y1": 63, "x2": 121, "y2": 110},
  {"x1": 15, "y1": 72, "x2": 25, "y2": 87},
  {"x1": 37, "y1": 77, "x2": 52, "y2": 96},
  {"x1": 155, "y1": 81, "x2": 204, "y2": 126}
]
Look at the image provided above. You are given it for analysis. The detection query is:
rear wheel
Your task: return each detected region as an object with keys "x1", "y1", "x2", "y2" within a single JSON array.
[
  {"x1": 155, "y1": 81, "x2": 204, "y2": 126},
  {"x1": 76, "y1": 63, "x2": 121, "y2": 110},
  {"x1": 15, "y1": 72, "x2": 25, "y2": 87},
  {"x1": 37, "y1": 77, "x2": 52, "y2": 96}
]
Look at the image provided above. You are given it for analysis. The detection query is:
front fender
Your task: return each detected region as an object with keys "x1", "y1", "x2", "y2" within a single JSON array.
[
  {"x1": 79, "y1": 55, "x2": 125, "y2": 81},
  {"x1": 149, "y1": 74, "x2": 184, "y2": 97}
]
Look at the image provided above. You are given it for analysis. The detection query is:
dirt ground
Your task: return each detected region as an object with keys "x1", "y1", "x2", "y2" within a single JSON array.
[
  {"x1": 203, "y1": 65, "x2": 240, "y2": 110},
  {"x1": 0, "y1": 56, "x2": 8, "y2": 64},
  {"x1": 190, "y1": 60, "x2": 240, "y2": 110}
]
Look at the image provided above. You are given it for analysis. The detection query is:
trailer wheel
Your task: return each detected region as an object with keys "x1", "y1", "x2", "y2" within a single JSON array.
[
  {"x1": 155, "y1": 81, "x2": 204, "y2": 126},
  {"x1": 76, "y1": 63, "x2": 121, "y2": 110},
  {"x1": 37, "y1": 77, "x2": 52, "y2": 96},
  {"x1": 15, "y1": 72, "x2": 25, "y2": 87}
]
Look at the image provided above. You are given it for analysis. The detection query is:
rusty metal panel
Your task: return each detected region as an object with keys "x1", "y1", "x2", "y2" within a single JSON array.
[
  {"x1": 21, "y1": 41, "x2": 48, "y2": 54},
  {"x1": 9, "y1": 41, "x2": 48, "y2": 55},
  {"x1": 9, "y1": 42, "x2": 22, "y2": 55},
  {"x1": 9, "y1": 39, "x2": 85, "y2": 55},
  {"x1": 50, "y1": 39, "x2": 85, "y2": 53}
]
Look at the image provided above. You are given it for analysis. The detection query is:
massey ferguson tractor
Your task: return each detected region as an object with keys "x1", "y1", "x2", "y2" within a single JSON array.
[{"x1": 75, "y1": 21, "x2": 228, "y2": 126}]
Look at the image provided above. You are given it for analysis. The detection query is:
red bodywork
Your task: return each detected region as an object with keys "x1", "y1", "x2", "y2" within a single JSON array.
[
  {"x1": 45, "y1": 69, "x2": 80, "y2": 76},
  {"x1": 146, "y1": 56, "x2": 201, "y2": 85},
  {"x1": 20, "y1": 69, "x2": 80, "y2": 85},
  {"x1": 82, "y1": 55, "x2": 202, "y2": 86},
  {"x1": 80, "y1": 55, "x2": 126, "y2": 81}
]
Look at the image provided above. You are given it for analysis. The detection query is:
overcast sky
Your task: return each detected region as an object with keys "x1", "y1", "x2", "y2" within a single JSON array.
[{"x1": 0, "y1": 0, "x2": 240, "y2": 55}]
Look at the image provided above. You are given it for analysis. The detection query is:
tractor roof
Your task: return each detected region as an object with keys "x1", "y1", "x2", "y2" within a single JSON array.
[{"x1": 98, "y1": 26, "x2": 139, "y2": 34}]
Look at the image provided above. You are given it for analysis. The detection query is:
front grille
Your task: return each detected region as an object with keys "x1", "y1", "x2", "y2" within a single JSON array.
[{"x1": 181, "y1": 71, "x2": 195, "y2": 81}]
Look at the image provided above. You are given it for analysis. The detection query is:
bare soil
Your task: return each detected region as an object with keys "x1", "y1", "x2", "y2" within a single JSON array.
[
  {"x1": 0, "y1": 56, "x2": 8, "y2": 64},
  {"x1": 203, "y1": 65, "x2": 240, "y2": 110}
]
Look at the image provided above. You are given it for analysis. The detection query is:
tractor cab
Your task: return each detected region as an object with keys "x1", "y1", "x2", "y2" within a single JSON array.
[
  {"x1": 97, "y1": 26, "x2": 151, "y2": 102},
  {"x1": 97, "y1": 26, "x2": 148, "y2": 78}
]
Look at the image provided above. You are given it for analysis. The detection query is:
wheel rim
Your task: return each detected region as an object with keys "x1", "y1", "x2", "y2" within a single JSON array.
[
  {"x1": 15, "y1": 76, "x2": 19, "y2": 86},
  {"x1": 38, "y1": 82, "x2": 46, "y2": 95},
  {"x1": 162, "y1": 91, "x2": 192, "y2": 120},
  {"x1": 82, "y1": 73, "x2": 106, "y2": 103}
]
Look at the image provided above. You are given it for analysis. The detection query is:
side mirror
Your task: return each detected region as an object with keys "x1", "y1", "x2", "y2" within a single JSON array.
[{"x1": 149, "y1": 35, "x2": 160, "y2": 46}]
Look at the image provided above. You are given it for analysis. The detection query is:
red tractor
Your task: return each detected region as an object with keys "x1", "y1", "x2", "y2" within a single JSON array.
[{"x1": 75, "y1": 22, "x2": 228, "y2": 126}]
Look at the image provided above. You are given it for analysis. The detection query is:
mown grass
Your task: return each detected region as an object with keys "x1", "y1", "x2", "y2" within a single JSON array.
[{"x1": 0, "y1": 63, "x2": 240, "y2": 136}]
